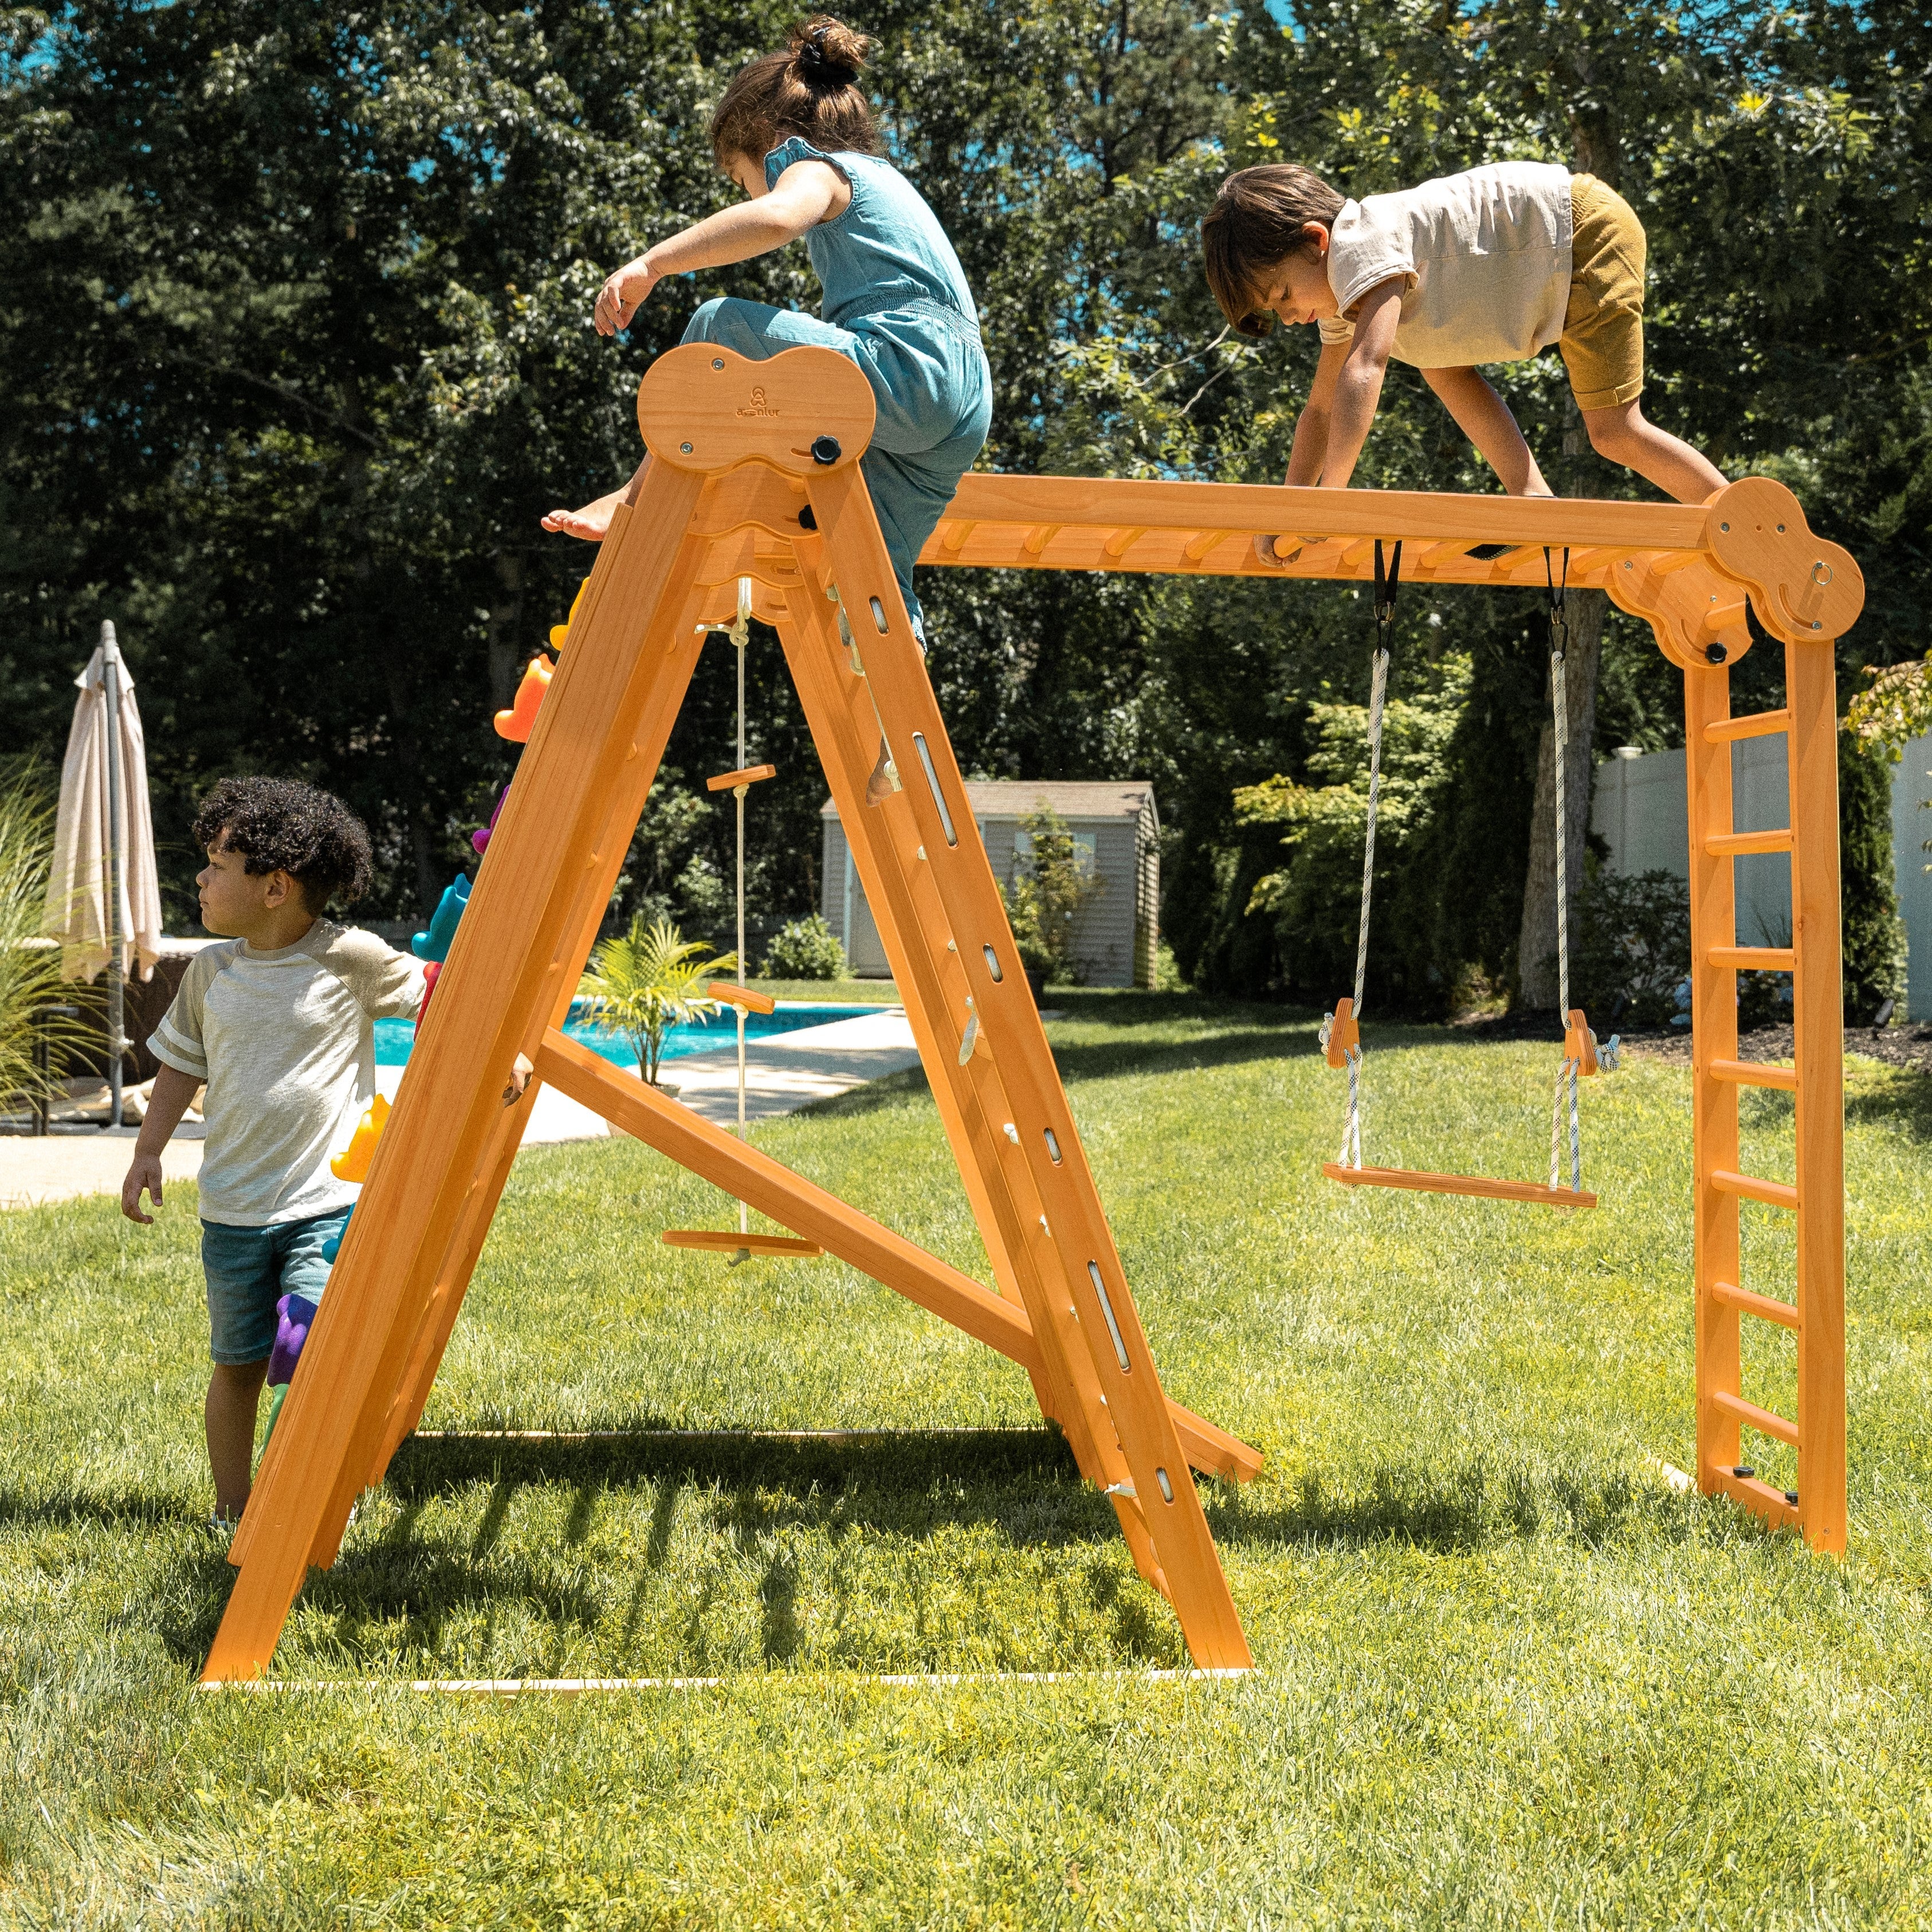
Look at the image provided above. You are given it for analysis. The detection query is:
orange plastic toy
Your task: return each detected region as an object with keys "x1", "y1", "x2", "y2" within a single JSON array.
[
  {"x1": 328, "y1": 1093, "x2": 390, "y2": 1183},
  {"x1": 493, "y1": 655, "x2": 551, "y2": 743}
]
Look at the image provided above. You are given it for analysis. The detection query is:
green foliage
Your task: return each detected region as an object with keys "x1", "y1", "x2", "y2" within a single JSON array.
[
  {"x1": 1840, "y1": 726, "x2": 1908, "y2": 1024},
  {"x1": 1002, "y1": 806, "x2": 1102, "y2": 984},
  {"x1": 1573, "y1": 869, "x2": 1691, "y2": 1027},
  {"x1": 574, "y1": 914, "x2": 735, "y2": 1086},
  {"x1": 0, "y1": 762, "x2": 97, "y2": 1112},
  {"x1": 1848, "y1": 651, "x2": 1932, "y2": 756},
  {"x1": 759, "y1": 914, "x2": 846, "y2": 981},
  {"x1": 1233, "y1": 652, "x2": 1470, "y2": 1004}
]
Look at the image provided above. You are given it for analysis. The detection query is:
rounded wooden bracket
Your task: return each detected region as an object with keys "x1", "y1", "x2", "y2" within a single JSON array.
[
  {"x1": 1703, "y1": 477, "x2": 1864, "y2": 646},
  {"x1": 1563, "y1": 1008, "x2": 1600, "y2": 1077},
  {"x1": 1322, "y1": 996, "x2": 1360, "y2": 1069},
  {"x1": 1607, "y1": 553, "x2": 1756, "y2": 673},
  {"x1": 636, "y1": 344, "x2": 877, "y2": 475}
]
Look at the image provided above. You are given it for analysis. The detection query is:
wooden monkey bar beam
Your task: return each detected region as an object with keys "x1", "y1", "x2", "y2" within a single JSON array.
[{"x1": 535, "y1": 1030, "x2": 1262, "y2": 1485}]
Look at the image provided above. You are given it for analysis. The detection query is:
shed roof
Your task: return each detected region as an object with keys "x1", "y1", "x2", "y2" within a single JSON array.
[{"x1": 823, "y1": 780, "x2": 1156, "y2": 823}]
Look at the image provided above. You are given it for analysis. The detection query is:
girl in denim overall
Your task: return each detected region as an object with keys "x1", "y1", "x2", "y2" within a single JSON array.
[{"x1": 544, "y1": 17, "x2": 992, "y2": 801}]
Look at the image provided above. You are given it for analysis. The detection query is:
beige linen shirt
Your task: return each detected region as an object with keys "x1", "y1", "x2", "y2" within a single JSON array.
[
  {"x1": 148, "y1": 921, "x2": 425, "y2": 1226},
  {"x1": 1318, "y1": 162, "x2": 1574, "y2": 370}
]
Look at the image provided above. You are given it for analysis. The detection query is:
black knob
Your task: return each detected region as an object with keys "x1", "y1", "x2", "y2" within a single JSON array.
[
  {"x1": 810, "y1": 435, "x2": 842, "y2": 466},
  {"x1": 1705, "y1": 642, "x2": 1727, "y2": 664},
  {"x1": 798, "y1": 504, "x2": 819, "y2": 531}
]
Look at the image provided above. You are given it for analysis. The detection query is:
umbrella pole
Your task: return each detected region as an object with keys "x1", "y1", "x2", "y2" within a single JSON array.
[{"x1": 102, "y1": 621, "x2": 125, "y2": 1130}]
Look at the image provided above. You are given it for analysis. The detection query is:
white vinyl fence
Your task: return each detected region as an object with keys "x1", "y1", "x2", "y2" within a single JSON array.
[{"x1": 1591, "y1": 732, "x2": 1932, "y2": 1021}]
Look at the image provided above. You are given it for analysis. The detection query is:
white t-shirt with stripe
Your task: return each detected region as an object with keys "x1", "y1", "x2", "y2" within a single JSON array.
[{"x1": 148, "y1": 921, "x2": 426, "y2": 1227}]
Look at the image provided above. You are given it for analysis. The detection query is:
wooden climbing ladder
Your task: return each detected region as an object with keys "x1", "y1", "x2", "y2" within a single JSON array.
[{"x1": 202, "y1": 345, "x2": 1864, "y2": 1684}]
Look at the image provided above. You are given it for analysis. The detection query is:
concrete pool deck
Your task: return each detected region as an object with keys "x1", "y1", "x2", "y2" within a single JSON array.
[{"x1": 2, "y1": 1007, "x2": 921, "y2": 1210}]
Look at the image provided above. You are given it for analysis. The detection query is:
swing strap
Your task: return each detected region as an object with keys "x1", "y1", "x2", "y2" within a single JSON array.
[{"x1": 1332, "y1": 539, "x2": 1399, "y2": 1169}]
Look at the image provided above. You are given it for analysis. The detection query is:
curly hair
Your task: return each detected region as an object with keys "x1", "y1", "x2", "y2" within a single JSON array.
[{"x1": 191, "y1": 776, "x2": 374, "y2": 913}]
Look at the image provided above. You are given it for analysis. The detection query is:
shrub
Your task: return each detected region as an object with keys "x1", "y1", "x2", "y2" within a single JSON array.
[
  {"x1": 760, "y1": 915, "x2": 846, "y2": 981},
  {"x1": 1573, "y1": 869, "x2": 1691, "y2": 1027},
  {"x1": 1003, "y1": 807, "x2": 1102, "y2": 984}
]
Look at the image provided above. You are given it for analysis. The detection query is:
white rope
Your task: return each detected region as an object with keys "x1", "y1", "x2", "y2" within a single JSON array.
[
  {"x1": 1545, "y1": 551, "x2": 1583, "y2": 1195},
  {"x1": 731, "y1": 578, "x2": 751, "y2": 1237},
  {"x1": 1336, "y1": 541, "x2": 1399, "y2": 1170}
]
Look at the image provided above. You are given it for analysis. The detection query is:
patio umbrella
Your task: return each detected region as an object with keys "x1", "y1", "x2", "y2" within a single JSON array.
[{"x1": 42, "y1": 621, "x2": 163, "y2": 1126}]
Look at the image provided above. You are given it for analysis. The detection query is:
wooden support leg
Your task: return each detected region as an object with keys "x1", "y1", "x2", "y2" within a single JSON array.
[
  {"x1": 362, "y1": 579, "x2": 714, "y2": 1487},
  {"x1": 535, "y1": 1029, "x2": 1260, "y2": 1483},
  {"x1": 803, "y1": 465, "x2": 1252, "y2": 1670},
  {"x1": 1683, "y1": 659, "x2": 1745, "y2": 1494},
  {"x1": 1788, "y1": 638, "x2": 1847, "y2": 1554},
  {"x1": 203, "y1": 466, "x2": 710, "y2": 1681}
]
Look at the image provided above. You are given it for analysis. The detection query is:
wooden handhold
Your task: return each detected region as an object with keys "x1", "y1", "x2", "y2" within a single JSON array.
[
  {"x1": 706, "y1": 764, "x2": 776, "y2": 792},
  {"x1": 661, "y1": 1230, "x2": 824, "y2": 1257},
  {"x1": 708, "y1": 981, "x2": 776, "y2": 1015}
]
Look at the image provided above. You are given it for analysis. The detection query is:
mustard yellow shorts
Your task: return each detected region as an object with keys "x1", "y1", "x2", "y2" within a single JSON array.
[{"x1": 1560, "y1": 174, "x2": 1646, "y2": 411}]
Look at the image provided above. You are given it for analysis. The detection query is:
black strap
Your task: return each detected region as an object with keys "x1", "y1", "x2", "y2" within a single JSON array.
[
  {"x1": 1373, "y1": 539, "x2": 1402, "y2": 643},
  {"x1": 1544, "y1": 546, "x2": 1571, "y2": 661}
]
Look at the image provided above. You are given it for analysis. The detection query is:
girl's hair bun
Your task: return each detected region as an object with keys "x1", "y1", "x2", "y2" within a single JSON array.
[{"x1": 789, "y1": 16, "x2": 870, "y2": 88}]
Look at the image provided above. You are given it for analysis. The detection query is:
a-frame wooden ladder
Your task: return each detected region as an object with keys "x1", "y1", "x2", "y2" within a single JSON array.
[{"x1": 202, "y1": 345, "x2": 1261, "y2": 1682}]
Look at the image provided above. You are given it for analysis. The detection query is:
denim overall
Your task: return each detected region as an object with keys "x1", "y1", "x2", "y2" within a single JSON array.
[{"x1": 681, "y1": 137, "x2": 992, "y2": 639}]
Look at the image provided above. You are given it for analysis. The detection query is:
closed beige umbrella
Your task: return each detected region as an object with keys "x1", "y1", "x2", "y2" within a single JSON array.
[{"x1": 42, "y1": 621, "x2": 163, "y2": 1125}]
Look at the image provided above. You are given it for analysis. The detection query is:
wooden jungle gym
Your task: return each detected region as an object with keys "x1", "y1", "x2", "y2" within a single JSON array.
[{"x1": 202, "y1": 344, "x2": 1864, "y2": 1682}]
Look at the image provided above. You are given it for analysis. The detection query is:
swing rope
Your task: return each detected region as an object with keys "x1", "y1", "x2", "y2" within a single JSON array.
[
  {"x1": 1335, "y1": 539, "x2": 1400, "y2": 1171},
  {"x1": 1545, "y1": 548, "x2": 1582, "y2": 1195}
]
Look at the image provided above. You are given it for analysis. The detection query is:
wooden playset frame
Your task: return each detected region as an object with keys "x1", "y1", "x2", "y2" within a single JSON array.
[{"x1": 201, "y1": 344, "x2": 1863, "y2": 1683}]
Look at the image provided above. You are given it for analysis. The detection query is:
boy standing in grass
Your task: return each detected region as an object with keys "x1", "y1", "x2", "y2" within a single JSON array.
[
  {"x1": 1200, "y1": 161, "x2": 1727, "y2": 535},
  {"x1": 120, "y1": 777, "x2": 426, "y2": 1528}
]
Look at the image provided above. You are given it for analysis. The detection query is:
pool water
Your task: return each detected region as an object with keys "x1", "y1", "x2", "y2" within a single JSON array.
[{"x1": 374, "y1": 1003, "x2": 867, "y2": 1070}]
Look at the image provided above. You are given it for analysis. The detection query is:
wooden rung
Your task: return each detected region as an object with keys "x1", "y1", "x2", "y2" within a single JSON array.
[
  {"x1": 1711, "y1": 1168, "x2": 1799, "y2": 1211},
  {"x1": 706, "y1": 764, "x2": 776, "y2": 792},
  {"x1": 1705, "y1": 708, "x2": 1791, "y2": 743},
  {"x1": 1711, "y1": 1466, "x2": 1801, "y2": 1530},
  {"x1": 1710, "y1": 1280, "x2": 1802, "y2": 1330},
  {"x1": 1711, "y1": 1387, "x2": 1801, "y2": 1448},
  {"x1": 1322, "y1": 1162, "x2": 1597, "y2": 1209},
  {"x1": 1708, "y1": 945, "x2": 1795, "y2": 971},
  {"x1": 1705, "y1": 828, "x2": 1793, "y2": 857},
  {"x1": 661, "y1": 1231, "x2": 824, "y2": 1257},
  {"x1": 708, "y1": 981, "x2": 776, "y2": 1014},
  {"x1": 1708, "y1": 1058, "x2": 1799, "y2": 1091}
]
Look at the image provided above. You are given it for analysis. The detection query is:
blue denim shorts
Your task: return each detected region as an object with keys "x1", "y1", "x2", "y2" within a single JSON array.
[{"x1": 201, "y1": 1210, "x2": 348, "y2": 1365}]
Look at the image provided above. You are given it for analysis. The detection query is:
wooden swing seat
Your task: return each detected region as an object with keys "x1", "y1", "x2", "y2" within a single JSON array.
[
  {"x1": 1322, "y1": 1161, "x2": 1597, "y2": 1209},
  {"x1": 661, "y1": 1230, "x2": 824, "y2": 1257}
]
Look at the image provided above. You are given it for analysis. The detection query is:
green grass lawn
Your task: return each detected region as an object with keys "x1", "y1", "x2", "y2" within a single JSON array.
[
  {"x1": 745, "y1": 977, "x2": 903, "y2": 1005},
  {"x1": 5, "y1": 992, "x2": 1931, "y2": 1925}
]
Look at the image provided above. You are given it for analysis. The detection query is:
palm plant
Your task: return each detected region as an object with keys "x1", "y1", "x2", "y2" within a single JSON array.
[
  {"x1": 1, "y1": 762, "x2": 97, "y2": 1120},
  {"x1": 575, "y1": 914, "x2": 736, "y2": 1087}
]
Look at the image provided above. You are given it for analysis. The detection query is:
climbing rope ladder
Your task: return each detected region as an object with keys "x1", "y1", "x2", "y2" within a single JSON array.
[{"x1": 1321, "y1": 545, "x2": 1618, "y2": 1208}]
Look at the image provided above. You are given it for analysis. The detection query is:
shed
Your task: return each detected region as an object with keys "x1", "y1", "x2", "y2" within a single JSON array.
[{"x1": 821, "y1": 781, "x2": 1160, "y2": 986}]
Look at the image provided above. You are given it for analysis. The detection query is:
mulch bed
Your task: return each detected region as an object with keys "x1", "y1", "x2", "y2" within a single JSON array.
[{"x1": 1451, "y1": 1009, "x2": 1932, "y2": 1074}]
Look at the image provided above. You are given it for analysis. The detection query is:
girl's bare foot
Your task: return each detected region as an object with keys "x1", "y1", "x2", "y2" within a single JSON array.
[{"x1": 540, "y1": 490, "x2": 625, "y2": 541}]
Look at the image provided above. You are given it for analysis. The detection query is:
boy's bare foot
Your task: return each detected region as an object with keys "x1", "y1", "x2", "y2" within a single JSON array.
[
  {"x1": 865, "y1": 739, "x2": 896, "y2": 806},
  {"x1": 540, "y1": 490, "x2": 625, "y2": 541}
]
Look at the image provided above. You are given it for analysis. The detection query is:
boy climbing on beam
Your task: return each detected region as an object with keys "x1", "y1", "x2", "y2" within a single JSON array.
[{"x1": 1200, "y1": 162, "x2": 1727, "y2": 559}]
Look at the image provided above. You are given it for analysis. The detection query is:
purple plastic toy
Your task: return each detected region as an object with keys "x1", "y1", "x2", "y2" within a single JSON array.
[{"x1": 472, "y1": 783, "x2": 511, "y2": 855}]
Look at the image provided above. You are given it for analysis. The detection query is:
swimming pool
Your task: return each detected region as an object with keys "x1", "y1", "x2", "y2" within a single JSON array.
[{"x1": 374, "y1": 1004, "x2": 869, "y2": 1070}]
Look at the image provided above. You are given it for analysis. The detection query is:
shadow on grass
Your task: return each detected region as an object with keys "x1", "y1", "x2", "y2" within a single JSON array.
[
  {"x1": 1208, "y1": 1458, "x2": 1694, "y2": 1554},
  {"x1": 1845, "y1": 1066, "x2": 1932, "y2": 1142},
  {"x1": 384, "y1": 1425, "x2": 1081, "y2": 1498}
]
